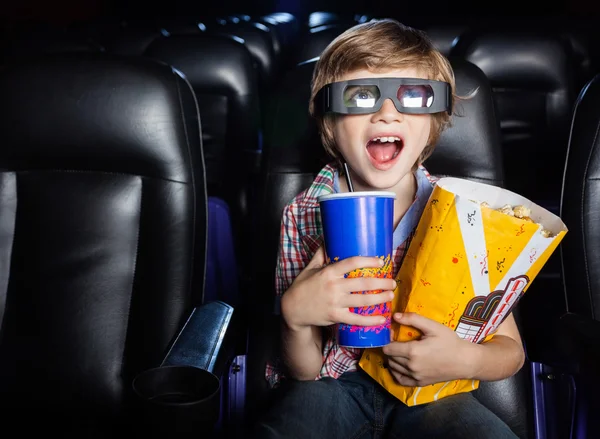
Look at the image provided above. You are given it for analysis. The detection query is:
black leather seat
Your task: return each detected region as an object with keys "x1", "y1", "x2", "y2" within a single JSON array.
[
  {"x1": 158, "y1": 16, "x2": 278, "y2": 92},
  {"x1": 243, "y1": 57, "x2": 534, "y2": 438},
  {"x1": 561, "y1": 30, "x2": 594, "y2": 91},
  {"x1": 451, "y1": 29, "x2": 577, "y2": 214},
  {"x1": 421, "y1": 24, "x2": 468, "y2": 56},
  {"x1": 561, "y1": 74, "x2": 600, "y2": 322},
  {"x1": 0, "y1": 53, "x2": 207, "y2": 434},
  {"x1": 557, "y1": 73, "x2": 600, "y2": 438},
  {"x1": 259, "y1": 12, "x2": 299, "y2": 45},
  {"x1": 158, "y1": 16, "x2": 206, "y2": 36},
  {"x1": 294, "y1": 23, "x2": 351, "y2": 64},
  {"x1": 211, "y1": 19, "x2": 279, "y2": 90},
  {"x1": 142, "y1": 33, "x2": 261, "y2": 309},
  {"x1": 307, "y1": 11, "x2": 349, "y2": 28},
  {"x1": 142, "y1": 33, "x2": 261, "y2": 245}
]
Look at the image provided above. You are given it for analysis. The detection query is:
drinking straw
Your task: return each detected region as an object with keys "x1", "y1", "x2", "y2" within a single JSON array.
[{"x1": 343, "y1": 162, "x2": 354, "y2": 192}]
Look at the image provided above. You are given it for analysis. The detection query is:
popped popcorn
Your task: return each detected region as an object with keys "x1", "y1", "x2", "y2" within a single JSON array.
[{"x1": 479, "y1": 202, "x2": 554, "y2": 238}]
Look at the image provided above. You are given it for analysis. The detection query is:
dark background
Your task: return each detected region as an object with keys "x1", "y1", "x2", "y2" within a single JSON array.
[{"x1": 2, "y1": 0, "x2": 600, "y2": 27}]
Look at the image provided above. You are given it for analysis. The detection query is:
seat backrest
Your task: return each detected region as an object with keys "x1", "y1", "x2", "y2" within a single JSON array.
[
  {"x1": 249, "y1": 57, "x2": 533, "y2": 438},
  {"x1": 560, "y1": 74, "x2": 600, "y2": 321},
  {"x1": 451, "y1": 29, "x2": 576, "y2": 212},
  {"x1": 143, "y1": 33, "x2": 261, "y2": 240},
  {"x1": 0, "y1": 54, "x2": 206, "y2": 432}
]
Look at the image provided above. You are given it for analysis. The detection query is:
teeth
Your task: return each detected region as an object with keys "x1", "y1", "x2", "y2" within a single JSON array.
[{"x1": 372, "y1": 136, "x2": 401, "y2": 143}]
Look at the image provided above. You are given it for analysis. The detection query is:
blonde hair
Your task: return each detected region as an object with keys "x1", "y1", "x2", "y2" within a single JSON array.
[{"x1": 309, "y1": 19, "x2": 461, "y2": 167}]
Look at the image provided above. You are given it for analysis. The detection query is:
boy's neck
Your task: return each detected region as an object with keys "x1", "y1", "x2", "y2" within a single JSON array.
[{"x1": 392, "y1": 172, "x2": 418, "y2": 228}]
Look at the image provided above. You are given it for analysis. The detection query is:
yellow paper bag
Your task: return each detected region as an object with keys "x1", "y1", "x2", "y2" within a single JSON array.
[{"x1": 359, "y1": 177, "x2": 568, "y2": 406}]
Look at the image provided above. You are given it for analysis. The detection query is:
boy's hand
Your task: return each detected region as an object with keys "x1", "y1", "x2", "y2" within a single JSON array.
[
  {"x1": 281, "y1": 245, "x2": 397, "y2": 331},
  {"x1": 381, "y1": 312, "x2": 477, "y2": 387}
]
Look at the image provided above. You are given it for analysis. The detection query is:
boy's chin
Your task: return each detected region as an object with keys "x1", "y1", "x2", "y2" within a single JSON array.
[
  {"x1": 360, "y1": 167, "x2": 413, "y2": 191},
  {"x1": 362, "y1": 176, "x2": 405, "y2": 192}
]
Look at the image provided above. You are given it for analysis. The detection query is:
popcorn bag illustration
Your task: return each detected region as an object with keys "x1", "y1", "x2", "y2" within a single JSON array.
[{"x1": 359, "y1": 177, "x2": 568, "y2": 406}]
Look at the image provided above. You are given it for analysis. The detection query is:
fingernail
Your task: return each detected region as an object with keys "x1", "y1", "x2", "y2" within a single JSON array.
[
  {"x1": 388, "y1": 292, "x2": 395, "y2": 300},
  {"x1": 394, "y1": 313, "x2": 403, "y2": 320},
  {"x1": 378, "y1": 258, "x2": 385, "y2": 266},
  {"x1": 391, "y1": 280, "x2": 397, "y2": 289}
]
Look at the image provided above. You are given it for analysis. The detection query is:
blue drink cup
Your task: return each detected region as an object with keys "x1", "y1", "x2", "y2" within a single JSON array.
[{"x1": 317, "y1": 191, "x2": 396, "y2": 348}]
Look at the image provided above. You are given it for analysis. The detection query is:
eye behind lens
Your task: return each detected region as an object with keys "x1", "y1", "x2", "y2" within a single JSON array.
[
  {"x1": 343, "y1": 85, "x2": 381, "y2": 108},
  {"x1": 397, "y1": 85, "x2": 434, "y2": 108}
]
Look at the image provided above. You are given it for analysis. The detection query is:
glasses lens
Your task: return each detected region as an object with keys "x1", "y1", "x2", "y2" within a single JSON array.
[
  {"x1": 343, "y1": 85, "x2": 381, "y2": 108},
  {"x1": 397, "y1": 85, "x2": 434, "y2": 108}
]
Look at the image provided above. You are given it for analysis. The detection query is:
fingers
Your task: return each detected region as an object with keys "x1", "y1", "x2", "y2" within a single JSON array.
[
  {"x1": 389, "y1": 369, "x2": 419, "y2": 387},
  {"x1": 387, "y1": 358, "x2": 411, "y2": 376},
  {"x1": 345, "y1": 290, "x2": 394, "y2": 309},
  {"x1": 337, "y1": 312, "x2": 387, "y2": 327},
  {"x1": 343, "y1": 277, "x2": 397, "y2": 294},
  {"x1": 382, "y1": 343, "x2": 411, "y2": 364},
  {"x1": 394, "y1": 312, "x2": 445, "y2": 336},
  {"x1": 331, "y1": 255, "x2": 386, "y2": 276},
  {"x1": 387, "y1": 357, "x2": 420, "y2": 386}
]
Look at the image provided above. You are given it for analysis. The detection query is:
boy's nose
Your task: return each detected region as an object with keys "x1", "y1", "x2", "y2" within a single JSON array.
[{"x1": 372, "y1": 98, "x2": 403, "y2": 123}]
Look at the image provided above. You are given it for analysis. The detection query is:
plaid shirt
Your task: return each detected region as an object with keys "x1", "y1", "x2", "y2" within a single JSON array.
[{"x1": 266, "y1": 162, "x2": 437, "y2": 388}]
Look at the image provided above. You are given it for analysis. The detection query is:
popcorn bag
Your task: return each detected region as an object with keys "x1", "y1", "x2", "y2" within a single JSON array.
[{"x1": 359, "y1": 177, "x2": 568, "y2": 406}]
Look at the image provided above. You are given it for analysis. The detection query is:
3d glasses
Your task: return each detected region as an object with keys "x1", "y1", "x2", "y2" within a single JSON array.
[{"x1": 318, "y1": 77, "x2": 452, "y2": 115}]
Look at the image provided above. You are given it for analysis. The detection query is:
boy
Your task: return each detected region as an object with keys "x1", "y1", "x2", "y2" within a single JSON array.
[{"x1": 255, "y1": 19, "x2": 524, "y2": 439}]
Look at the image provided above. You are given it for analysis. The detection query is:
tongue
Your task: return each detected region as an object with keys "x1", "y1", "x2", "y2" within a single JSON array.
[{"x1": 367, "y1": 142, "x2": 397, "y2": 162}]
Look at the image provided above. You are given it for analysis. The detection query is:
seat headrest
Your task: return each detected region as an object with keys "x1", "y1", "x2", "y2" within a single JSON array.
[
  {"x1": 295, "y1": 24, "x2": 350, "y2": 64},
  {"x1": 263, "y1": 57, "x2": 503, "y2": 186},
  {"x1": 0, "y1": 53, "x2": 199, "y2": 183},
  {"x1": 422, "y1": 25, "x2": 467, "y2": 56},
  {"x1": 262, "y1": 59, "x2": 327, "y2": 173},
  {"x1": 210, "y1": 21, "x2": 277, "y2": 84},
  {"x1": 144, "y1": 33, "x2": 258, "y2": 99},
  {"x1": 258, "y1": 14, "x2": 298, "y2": 53},
  {"x1": 263, "y1": 12, "x2": 299, "y2": 35},
  {"x1": 452, "y1": 30, "x2": 573, "y2": 91},
  {"x1": 159, "y1": 18, "x2": 205, "y2": 36},
  {"x1": 308, "y1": 12, "x2": 345, "y2": 28},
  {"x1": 426, "y1": 57, "x2": 504, "y2": 186}
]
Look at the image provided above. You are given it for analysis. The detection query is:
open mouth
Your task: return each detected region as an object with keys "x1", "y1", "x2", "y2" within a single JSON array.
[{"x1": 366, "y1": 136, "x2": 403, "y2": 169}]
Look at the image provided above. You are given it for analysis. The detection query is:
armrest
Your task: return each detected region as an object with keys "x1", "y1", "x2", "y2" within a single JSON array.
[{"x1": 161, "y1": 300, "x2": 237, "y2": 378}]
